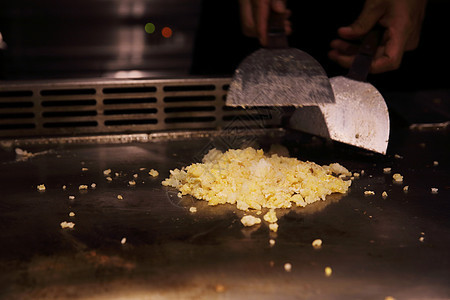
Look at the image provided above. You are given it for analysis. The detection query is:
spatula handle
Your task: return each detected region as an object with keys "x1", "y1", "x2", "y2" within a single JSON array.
[
  {"x1": 267, "y1": 1, "x2": 288, "y2": 49},
  {"x1": 347, "y1": 27, "x2": 383, "y2": 82}
]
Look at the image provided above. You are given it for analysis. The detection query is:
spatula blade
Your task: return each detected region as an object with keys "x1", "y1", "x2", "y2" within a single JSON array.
[
  {"x1": 226, "y1": 48, "x2": 335, "y2": 107},
  {"x1": 290, "y1": 76, "x2": 390, "y2": 154}
]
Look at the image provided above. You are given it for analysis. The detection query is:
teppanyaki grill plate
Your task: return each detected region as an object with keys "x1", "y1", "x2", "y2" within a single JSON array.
[{"x1": 0, "y1": 127, "x2": 449, "y2": 299}]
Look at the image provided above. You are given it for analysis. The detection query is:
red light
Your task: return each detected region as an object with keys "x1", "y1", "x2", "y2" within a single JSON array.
[{"x1": 161, "y1": 27, "x2": 173, "y2": 38}]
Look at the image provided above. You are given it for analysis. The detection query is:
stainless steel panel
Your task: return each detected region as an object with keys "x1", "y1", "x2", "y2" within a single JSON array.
[
  {"x1": 0, "y1": 78, "x2": 283, "y2": 138},
  {"x1": 0, "y1": 126, "x2": 449, "y2": 299}
]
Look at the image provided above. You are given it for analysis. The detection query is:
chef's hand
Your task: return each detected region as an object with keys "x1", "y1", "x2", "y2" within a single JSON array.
[
  {"x1": 239, "y1": 0, "x2": 292, "y2": 46},
  {"x1": 328, "y1": 0, "x2": 427, "y2": 73}
]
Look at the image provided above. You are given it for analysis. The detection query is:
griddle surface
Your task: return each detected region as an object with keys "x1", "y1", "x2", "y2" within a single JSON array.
[{"x1": 0, "y1": 128, "x2": 449, "y2": 299}]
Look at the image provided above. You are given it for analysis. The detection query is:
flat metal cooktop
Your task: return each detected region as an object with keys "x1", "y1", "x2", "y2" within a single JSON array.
[{"x1": 0, "y1": 126, "x2": 449, "y2": 299}]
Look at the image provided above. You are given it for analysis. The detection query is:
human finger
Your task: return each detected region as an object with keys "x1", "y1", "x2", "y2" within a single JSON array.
[
  {"x1": 252, "y1": 0, "x2": 271, "y2": 46},
  {"x1": 337, "y1": 0, "x2": 386, "y2": 40},
  {"x1": 370, "y1": 29, "x2": 405, "y2": 73},
  {"x1": 239, "y1": 0, "x2": 258, "y2": 37},
  {"x1": 330, "y1": 39, "x2": 360, "y2": 56}
]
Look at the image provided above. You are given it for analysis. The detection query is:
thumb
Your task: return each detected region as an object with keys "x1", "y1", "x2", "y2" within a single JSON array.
[
  {"x1": 338, "y1": 2, "x2": 385, "y2": 39},
  {"x1": 271, "y1": 0, "x2": 286, "y2": 13}
]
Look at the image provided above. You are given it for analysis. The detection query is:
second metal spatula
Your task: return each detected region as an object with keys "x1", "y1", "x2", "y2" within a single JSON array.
[
  {"x1": 226, "y1": 2, "x2": 334, "y2": 107},
  {"x1": 290, "y1": 29, "x2": 390, "y2": 154}
]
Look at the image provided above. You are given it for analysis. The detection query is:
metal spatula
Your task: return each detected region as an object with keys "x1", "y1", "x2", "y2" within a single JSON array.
[
  {"x1": 290, "y1": 29, "x2": 390, "y2": 154},
  {"x1": 226, "y1": 2, "x2": 334, "y2": 107}
]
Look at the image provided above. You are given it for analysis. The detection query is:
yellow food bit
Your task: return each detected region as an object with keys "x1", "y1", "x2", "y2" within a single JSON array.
[
  {"x1": 133, "y1": 174, "x2": 138, "y2": 178},
  {"x1": 269, "y1": 223, "x2": 279, "y2": 232},
  {"x1": 419, "y1": 236, "x2": 425, "y2": 242},
  {"x1": 128, "y1": 180, "x2": 136, "y2": 186},
  {"x1": 353, "y1": 172, "x2": 360, "y2": 178},
  {"x1": 215, "y1": 284, "x2": 225, "y2": 293},
  {"x1": 325, "y1": 266, "x2": 332, "y2": 277},
  {"x1": 162, "y1": 148, "x2": 351, "y2": 211},
  {"x1": 393, "y1": 173, "x2": 403, "y2": 182},
  {"x1": 60, "y1": 221, "x2": 75, "y2": 229},
  {"x1": 269, "y1": 239, "x2": 276, "y2": 247},
  {"x1": 240, "y1": 215, "x2": 261, "y2": 227},
  {"x1": 431, "y1": 188, "x2": 439, "y2": 194},
  {"x1": 383, "y1": 167, "x2": 392, "y2": 174},
  {"x1": 121, "y1": 237, "x2": 127, "y2": 245},
  {"x1": 364, "y1": 190, "x2": 375, "y2": 196},
  {"x1": 284, "y1": 263, "x2": 292, "y2": 272},
  {"x1": 62, "y1": 185, "x2": 67, "y2": 190},
  {"x1": 91, "y1": 183, "x2": 97, "y2": 189},
  {"x1": 382, "y1": 191, "x2": 388, "y2": 198},
  {"x1": 37, "y1": 184, "x2": 46, "y2": 191},
  {"x1": 117, "y1": 195, "x2": 123, "y2": 200},
  {"x1": 403, "y1": 185, "x2": 409, "y2": 193},
  {"x1": 81, "y1": 167, "x2": 88, "y2": 171},
  {"x1": 69, "y1": 212, "x2": 75, "y2": 217},
  {"x1": 103, "y1": 169, "x2": 112, "y2": 175},
  {"x1": 312, "y1": 239, "x2": 322, "y2": 249},
  {"x1": 149, "y1": 169, "x2": 159, "y2": 177},
  {"x1": 79, "y1": 185, "x2": 88, "y2": 190},
  {"x1": 106, "y1": 176, "x2": 113, "y2": 182},
  {"x1": 69, "y1": 195, "x2": 75, "y2": 200},
  {"x1": 385, "y1": 296, "x2": 396, "y2": 300},
  {"x1": 263, "y1": 209, "x2": 278, "y2": 223},
  {"x1": 189, "y1": 207, "x2": 197, "y2": 213},
  {"x1": 140, "y1": 167, "x2": 146, "y2": 171},
  {"x1": 327, "y1": 163, "x2": 352, "y2": 177}
]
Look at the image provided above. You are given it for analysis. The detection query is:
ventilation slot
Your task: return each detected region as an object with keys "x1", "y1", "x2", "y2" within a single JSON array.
[
  {"x1": 223, "y1": 114, "x2": 272, "y2": 122},
  {"x1": 222, "y1": 106, "x2": 262, "y2": 112},
  {"x1": 0, "y1": 90, "x2": 33, "y2": 97},
  {"x1": 40, "y1": 89, "x2": 96, "y2": 96},
  {"x1": 0, "y1": 112, "x2": 35, "y2": 119},
  {"x1": 103, "y1": 87, "x2": 156, "y2": 94},
  {"x1": 0, "y1": 123, "x2": 35, "y2": 130},
  {"x1": 0, "y1": 101, "x2": 34, "y2": 109},
  {"x1": 0, "y1": 94, "x2": 35, "y2": 131},
  {"x1": 165, "y1": 116, "x2": 216, "y2": 124},
  {"x1": 103, "y1": 98, "x2": 157, "y2": 105},
  {"x1": 105, "y1": 119, "x2": 158, "y2": 126},
  {"x1": 164, "y1": 95, "x2": 215, "y2": 103},
  {"x1": 42, "y1": 100, "x2": 96, "y2": 107},
  {"x1": 164, "y1": 106, "x2": 215, "y2": 113},
  {"x1": 43, "y1": 121, "x2": 98, "y2": 128},
  {"x1": 163, "y1": 85, "x2": 215, "y2": 92},
  {"x1": 104, "y1": 108, "x2": 157, "y2": 115},
  {"x1": 42, "y1": 111, "x2": 97, "y2": 118}
]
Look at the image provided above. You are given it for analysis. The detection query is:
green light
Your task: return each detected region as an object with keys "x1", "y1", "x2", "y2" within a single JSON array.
[{"x1": 145, "y1": 23, "x2": 155, "y2": 34}]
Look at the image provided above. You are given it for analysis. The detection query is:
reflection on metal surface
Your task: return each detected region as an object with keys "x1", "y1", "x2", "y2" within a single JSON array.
[
  {"x1": 1, "y1": 128, "x2": 449, "y2": 299},
  {"x1": 409, "y1": 121, "x2": 450, "y2": 131},
  {"x1": 117, "y1": 0, "x2": 146, "y2": 18},
  {"x1": 0, "y1": 0, "x2": 201, "y2": 79},
  {"x1": 0, "y1": 32, "x2": 7, "y2": 50},
  {"x1": 0, "y1": 129, "x2": 285, "y2": 148},
  {"x1": 117, "y1": 26, "x2": 146, "y2": 67}
]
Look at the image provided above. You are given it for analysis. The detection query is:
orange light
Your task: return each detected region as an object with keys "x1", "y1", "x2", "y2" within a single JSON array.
[{"x1": 161, "y1": 27, "x2": 173, "y2": 38}]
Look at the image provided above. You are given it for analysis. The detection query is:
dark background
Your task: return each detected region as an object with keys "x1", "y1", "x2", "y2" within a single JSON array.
[{"x1": 0, "y1": 0, "x2": 448, "y2": 94}]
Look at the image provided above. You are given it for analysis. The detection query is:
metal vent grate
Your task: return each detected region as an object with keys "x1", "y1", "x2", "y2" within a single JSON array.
[{"x1": 0, "y1": 78, "x2": 282, "y2": 138}]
